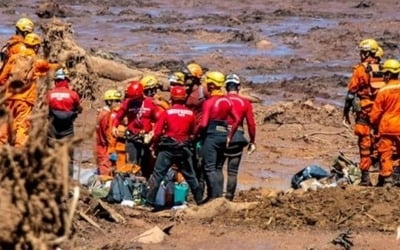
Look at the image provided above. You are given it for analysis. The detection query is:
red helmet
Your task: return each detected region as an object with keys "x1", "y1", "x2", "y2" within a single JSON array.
[
  {"x1": 125, "y1": 81, "x2": 144, "y2": 99},
  {"x1": 170, "y1": 86, "x2": 186, "y2": 101}
]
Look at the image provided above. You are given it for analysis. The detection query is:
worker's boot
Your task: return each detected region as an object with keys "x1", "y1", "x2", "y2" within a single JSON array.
[
  {"x1": 359, "y1": 171, "x2": 371, "y2": 186},
  {"x1": 377, "y1": 175, "x2": 393, "y2": 188}
]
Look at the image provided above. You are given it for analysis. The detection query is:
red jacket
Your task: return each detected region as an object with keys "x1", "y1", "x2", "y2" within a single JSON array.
[
  {"x1": 197, "y1": 94, "x2": 240, "y2": 140},
  {"x1": 47, "y1": 81, "x2": 80, "y2": 112},
  {"x1": 227, "y1": 93, "x2": 256, "y2": 143},
  {"x1": 113, "y1": 97, "x2": 162, "y2": 134},
  {"x1": 153, "y1": 104, "x2": 195, "y2": 144}
]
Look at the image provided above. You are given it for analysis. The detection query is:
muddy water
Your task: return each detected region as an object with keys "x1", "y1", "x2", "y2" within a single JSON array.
[{"x1": 0, "y1": 0, "x2": 366, "y2": 191}]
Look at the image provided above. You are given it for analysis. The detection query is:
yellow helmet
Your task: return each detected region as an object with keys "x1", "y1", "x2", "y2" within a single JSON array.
[
  {"x1": 140, "y1": 75, "x2": 158, "y2": 89},
  {"x1": 103, "y1": 89, "x2": 123, "y2": 101},
  {"x1": 16, "y1": 17, "x2": 34, "y2": 33},
  {"x1": 359, "y1": 39, "x2": 379, "y2": 53},
  {"x1": 205, "y1": 71, "x2": 225, "y2": 88},
  {"x1": 185, "y1": 63, "x2": 203, "y2": 78},
  {"x1": 23, "y1": 33, "x2": 41, "y2": 46},
  {"x1": 382, "y1": 59, "x2": 400, "y2": 74},
  {"x1": 375, "y1": 46, "x2": 384, "y2": 59},
  {"x1": 168, "y1": 72, "x2": 185, "y2": 85}
]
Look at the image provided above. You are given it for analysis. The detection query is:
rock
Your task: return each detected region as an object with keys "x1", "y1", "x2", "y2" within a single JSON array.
[
  {"x1": 303, "y1": 99, "x2": 315, "y2": 109},
  {"x1": 135, "y1": 226, "x2": 167, "y2": 244},
  {"x1": 256, "y1": 39, "x2": 273, "y2": 50},
  {"x1": 322, "y1": 104, "x2": 336, "y2": 115},
  {"x1": 36, "y1": 2, "x2": 69, "y2": 18}
]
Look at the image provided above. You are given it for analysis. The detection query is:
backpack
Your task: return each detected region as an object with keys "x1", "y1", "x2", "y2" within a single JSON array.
[
  {"x1": 106, "y1": 173, "x2": 134, "y2": 203},
  {"x1": 5, "y1": 54, "x2": 35, "y2": 93}
]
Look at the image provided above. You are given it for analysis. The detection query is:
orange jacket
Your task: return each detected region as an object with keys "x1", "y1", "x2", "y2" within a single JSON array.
[
  {"x1": 6, "y1": 35, "x2": 26, "y2": 57},
  {"x1": 347, "y1": 58, "x2": 378, "y2": 100},
  {"x1": 0, "y1": 49, "x2": 57, "y2": 105},
  {"x1": 370, "y1": 80, "x2": 400, "y2": 135}
]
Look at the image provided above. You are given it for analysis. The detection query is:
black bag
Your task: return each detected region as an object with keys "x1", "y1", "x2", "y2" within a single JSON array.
[{"x1": 106, "y1": 173, "x2": 134, "y2": 203}]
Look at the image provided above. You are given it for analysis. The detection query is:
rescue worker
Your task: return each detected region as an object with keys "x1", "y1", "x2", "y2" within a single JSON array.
[
  {"x1": 0, "y1": 17, "x2": 34, "y2": 64},
  {"x1": 140, "y1": 76, "x2": 165, "y2": 177},
  {"x1": 95, "y1": 89, "x2": 123, "y2": 179},
  {"x1": 342, "y1": 38, "x2": 385, "y2": 186},
  {"x1": 183, "y1": 63, "x2": 207, "y2": 120},
  {"x1": 47, "y1": 68, "x2": 82, "y2": 176},
  {"x1": 182, "y1": 64, "x2": 208, "y2": 190},
  {"x1": 370, "y1": 59, "x2": 400, "y2": 187},
  {"x1": 0, "y1": 33, "x2": 57, "y2": 147},
  {"x1": 223, "y1": 73, "x2": 256, "y2": 200},
  {"x1": 197, "y1": 71, "x2": 240, "y2": 201},
  {"x1": 112, "y1": 81, "x2": 160, "y2": 179},
  {"x1": 146, "y1": 86, "x2": 203, "y2": 206}
]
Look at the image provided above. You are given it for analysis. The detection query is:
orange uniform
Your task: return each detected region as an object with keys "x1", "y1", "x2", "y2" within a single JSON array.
[
  {"x1": 0, "y1": 49, "x2": 56, "y2": 147},
  {"x1": 96, "y1": 106, "x2": 115, "y2": 177},
  {"x1": 0, "y1": 35, "x2": 26, "y2": 63},
  {"x1": 347, "y1": 57, "x2": 381, "y2": 171},
  {"x1": 370, "y1": 80, "x2": 400, "y2": 177}
]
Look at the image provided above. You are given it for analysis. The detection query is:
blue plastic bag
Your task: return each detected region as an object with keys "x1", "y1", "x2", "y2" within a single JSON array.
[{"x1": 291, "y1": 165, "x2": 329, "y2": 189}]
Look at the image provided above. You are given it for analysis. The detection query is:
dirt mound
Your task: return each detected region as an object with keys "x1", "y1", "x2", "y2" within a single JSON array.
[
  {"x1": 225, "y1": 186, "x2": 400, "y2": 232},
  {"x1": 40, "y1": 19, "x2": 98, "y2": 100},
  {"x1": 255, "y1": 99, "x2": 341, "y2": 127}
]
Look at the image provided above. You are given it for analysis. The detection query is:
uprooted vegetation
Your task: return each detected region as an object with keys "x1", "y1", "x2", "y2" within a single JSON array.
[{"x1": 0, "y1": 81, "x2": 79, "y2": 249}]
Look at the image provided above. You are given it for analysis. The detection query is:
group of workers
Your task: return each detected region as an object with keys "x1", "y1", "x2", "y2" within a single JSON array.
[
  {"x1": 96, "y1": 65, "x2": 257, "y2": 206},
  {"x1": 343, "y1": 38, "x2": 400, "y2": 187}
]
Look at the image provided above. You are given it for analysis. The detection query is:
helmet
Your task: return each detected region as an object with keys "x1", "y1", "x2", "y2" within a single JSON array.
[
  {"x1": 170, "y1": 86, "x2": 186, "y2": 101},
  {"x1": 103, "y1": 89, "x2": 123, "y2": 101},
  {"x1": 224, "y1": 73, "x2": 240, "y2": 86},
  {"x1": 125, "y1": 81, "x2": 144, "y2": 99},
  {"x1": 375, "y1": 46, "x2": 384, "y2": 59},
  {"x1": 16, "y1": 17, "x2": 34, "y2": 33},
  {"x1": 205, "y1": 71, "x2": 225, "y2": 88},
  {"x1": 23, "y1": 33, "x2": 41, "y2": 46},
  {"x1": 54, "y1": 68, "x2": 68, "y2": 80},
  {"x1": 140, "y1": 75, "x2": 158, "y2": 89},
  {"x1": 382, "y1": 59, "x2": 400, "y2": 74},
  {"x1": 184, "y1": 63, "x2": 203, "y2": 78},
  {"x1": 168, "y1": 72, "x2": 185, "y2": 85},
  {"x1": 359, "y1": 39, "x2": 379, "y2": 53}
]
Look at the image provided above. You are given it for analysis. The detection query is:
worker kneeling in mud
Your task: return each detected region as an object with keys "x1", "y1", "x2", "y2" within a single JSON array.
[
  {"x1": 370, "y1": 59, "x2": 400, "y2": 187},
  {"x1": 223, "y1": 73, "x2": 256, "y2": 200},
  {"x1": 197, "y1": 71, "x2": 240, "y2": 201},
  {"x1": 343, "y1": 38, "x2": 384, "y2": 186},
  {"x1": 146, "y1": 86, "x2": 203, "y2": 206},
  {"x1": 95, "y1": 89, "x2": 123, "y2": 180}
]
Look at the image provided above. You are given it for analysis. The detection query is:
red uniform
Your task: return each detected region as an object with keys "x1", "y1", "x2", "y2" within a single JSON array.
[
  {"x1": 114, "y1": 97, "x2": 162, "y2": 134},
  {"x1": 197, "y1": 95, "x2": 240, "y2": 139},
  {"x1": 47, "y1": 80, "x2": 80, "y2": 112},
  {"x1": 153, "y1": 104, "x2": 195, "y2": 144},
  {"x1": 186, "y1": 85, "x2": 207, "y2": 123},
  {"x1": 226, "y1": 93, "x2": 256, "y2": 143}
]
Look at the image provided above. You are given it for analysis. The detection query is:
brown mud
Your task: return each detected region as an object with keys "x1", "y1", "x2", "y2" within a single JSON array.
[{"x1": 1, "y1": 0, "x2": 400, "y2": 249}]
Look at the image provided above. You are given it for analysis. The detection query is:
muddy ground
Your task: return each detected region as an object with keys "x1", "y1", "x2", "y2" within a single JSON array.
[{"x1": 2, "y1": 0, "x2": 400, "y2": 249}]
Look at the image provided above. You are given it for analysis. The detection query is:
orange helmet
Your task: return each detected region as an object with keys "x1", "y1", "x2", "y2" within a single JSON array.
[
  {"x1": 125, "y1": 81, "x2": 144, "y2": 99},
  {"x1": 184, "y1": 63, "x2": 203, "y2": 78},
  {"x1": 170, "y1": 86, "x2": 186, "y2": 101}
]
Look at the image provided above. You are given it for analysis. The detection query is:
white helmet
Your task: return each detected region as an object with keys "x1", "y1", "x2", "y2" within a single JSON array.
[
  {"x1": 55, "y1": 68, "x2": 68, "y2": 80},
  {"x1": 224, "y1": 73, "x2": 240, "y2": 86}
]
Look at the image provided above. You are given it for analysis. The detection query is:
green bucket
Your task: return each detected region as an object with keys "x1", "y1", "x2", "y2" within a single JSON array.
[{"x1": 174, "y1": 182, "x2": 188, "y2": 205}]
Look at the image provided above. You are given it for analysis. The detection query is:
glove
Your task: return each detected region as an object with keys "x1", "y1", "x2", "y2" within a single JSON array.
[
  {"x1": 109, "y1": 152, "x2": 117, "y2": 162},
  {"x1": 342, "y1": 115, "x2": 351, "y2": 128},
  {"x1": 112, "y1": 127, "x2": 119, "y2": 137},
  {"x1": 247, "y1": 143, "x2": 256, "y2": 155}
]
